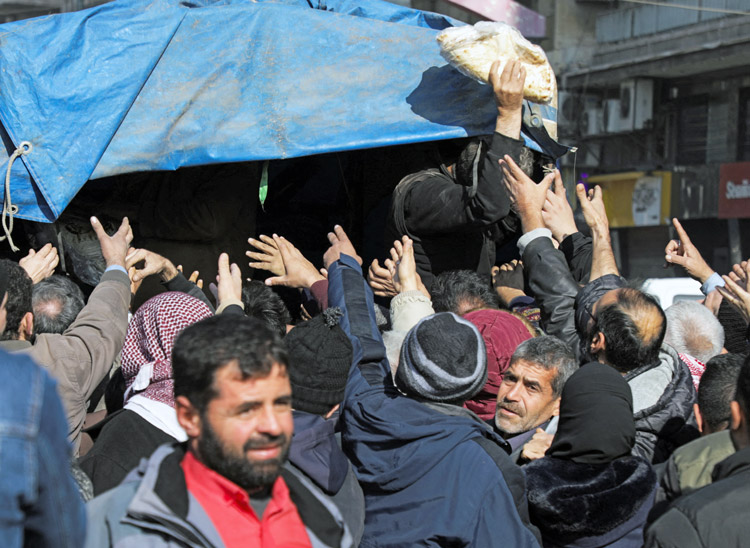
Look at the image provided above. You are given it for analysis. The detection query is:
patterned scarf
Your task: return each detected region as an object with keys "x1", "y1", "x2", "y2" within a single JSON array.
[{"x1": 121, "y1": 292, "x2": 212, "y2": 407}]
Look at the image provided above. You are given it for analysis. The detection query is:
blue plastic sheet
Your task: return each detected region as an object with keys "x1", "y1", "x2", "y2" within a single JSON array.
[{"x1": 0, "y1": 0, "x2": 556, "y2": 222}]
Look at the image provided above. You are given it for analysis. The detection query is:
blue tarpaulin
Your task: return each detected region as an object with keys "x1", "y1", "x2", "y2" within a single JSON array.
[{"x1": 0, "y1": 0, "x2": 557, "y2": 222}]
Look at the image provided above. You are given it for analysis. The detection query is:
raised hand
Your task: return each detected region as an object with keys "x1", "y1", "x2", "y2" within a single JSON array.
[
  {"x1": 264, "y1": 235, "x2": 324, "y2": 289},
  {"x1": 718, "y1": 260, "x2": 750, "y2": 323},
  {"x1": 384, "y1": 236, "x2": 429, "y2": 297},
  {"x1": 542, "y1": 174, "x2": 576, "y2": 244},
  {"x1": 92, "y1": 216, "x2": 132, "y2": 268},
  {"x1": 490, "y1": 59, "x2": 526, "y2": 139},
  {"x1": 368, "y1": 259, "x2": 398, "y2": 298},
  {"x1": 215, "y1": 253, "x2": 242, "y2": 309},
  {"x1": 125, "y1": 248, "x2": 179, "y2": 283},
  {"x1": 663, "y1": 218, "x2": 714, "y2": 283},
  {"x1": 500, "y1": 155, "x2": 555, "y2": 233},
  {"x1": 492, "y1": 260, "x2": 527, "y2": 308},
  {"x1": 18, "y1": 243, "x2": 59, "y2": 283},
  {"x1": 575, "y1": 184, "x2": 609, "y2": 235},
  {"x1": 247, "y1": 235, "x2": 285, "y2": 277},
  {"x1": 323, "y1": 225, "x2": 362, "y2": 270}
]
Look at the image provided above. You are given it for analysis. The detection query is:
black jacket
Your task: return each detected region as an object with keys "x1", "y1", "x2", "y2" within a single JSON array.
[
  {"x1": 522, "y1": 235, "x2": 581, "y2": 355},
  {"x1": 79, "y1": 409, "x2": 176, "y2": 496},
  {"x1": 527, "y1": 456, "x2": 656, "y2": 548},
  {"x1": 386, "y1": 132, "x2": 523, "y2": 290},
  {"x1": 645, "y1": 446, "x2": 750, "y2": 547}
]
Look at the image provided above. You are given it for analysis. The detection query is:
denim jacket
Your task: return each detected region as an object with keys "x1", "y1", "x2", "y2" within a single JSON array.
[{"x1": 0, "y1": 349, "x2": 85, "y2": 547}]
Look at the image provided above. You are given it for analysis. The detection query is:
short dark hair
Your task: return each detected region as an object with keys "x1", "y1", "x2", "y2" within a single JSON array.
[
  {"x1": 32, "y1": 275, "x2": 85, "y2": 335},
  {"x1": 0, "y1": 260, "x2": 32, "y2": 341},
  {"x1": 431, "y1": 270, "x2": 498, "y2": 314},
  {"x1": 698, "y1": 353, "x2": 744, "y2": 431},
  {"x1": 173, "y1": 315, "x2": 288, "y2": 414},
  {"x1": 511, "y1": 336, "x2": 578, "y2": 397},
  {"x1": 593, "y1": 288, "x2": 666, "y2": 374},
  {"x1": 241, "y1": 281, "x2": 291, "y2": 339},
  {"x1": 735, "y1": 354, "x2": 750, "y2": 418}
]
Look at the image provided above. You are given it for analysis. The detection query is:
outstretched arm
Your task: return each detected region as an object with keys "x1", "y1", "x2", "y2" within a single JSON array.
[
  {"x1": 325, "y1": 226, "x2": 389, "y2": 387},
  {"x1": 576, "y1": 184, "x2": 619, "y2": 281},
  {"x1": 501, "y1": 157, "x2": 581, "y2": 355}
]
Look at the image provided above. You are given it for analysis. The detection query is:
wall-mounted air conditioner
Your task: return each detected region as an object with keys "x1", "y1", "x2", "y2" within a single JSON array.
[
  {"x1": 619, "y1": 79, "x2": 654, "y2": 131},
  {"x1": 604, "y1": 99, "x2": 622, "y2": 133}
]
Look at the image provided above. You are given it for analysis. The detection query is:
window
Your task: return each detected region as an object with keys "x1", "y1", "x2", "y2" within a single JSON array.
[{"x1": 676, "y1": 95, "x2": 708, "y2": 165}]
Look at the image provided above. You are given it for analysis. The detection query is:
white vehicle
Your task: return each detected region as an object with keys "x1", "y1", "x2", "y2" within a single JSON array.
[{"x1": 641, "y1": 277, "x2": 704, "y2": 309}]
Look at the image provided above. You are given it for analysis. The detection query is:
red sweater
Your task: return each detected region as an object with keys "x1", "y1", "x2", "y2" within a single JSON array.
[{"x1": 182, "y1": 451, "x2": 312, "y2": 548}]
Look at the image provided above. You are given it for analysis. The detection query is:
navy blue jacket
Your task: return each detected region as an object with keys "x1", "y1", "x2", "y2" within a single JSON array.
[{"x1": 328, "y1": 254, "x2": 540, "y2": 548}]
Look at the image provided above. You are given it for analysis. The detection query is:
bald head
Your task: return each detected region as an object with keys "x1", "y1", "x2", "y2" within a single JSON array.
[{"x1": 591, "y1": 288, "x2": 666, "y2": 374}]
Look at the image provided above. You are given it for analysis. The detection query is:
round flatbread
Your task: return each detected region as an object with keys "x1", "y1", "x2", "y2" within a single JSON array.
[{"x1": 437, "y1": 22, "x2": 556, "y2": 104}]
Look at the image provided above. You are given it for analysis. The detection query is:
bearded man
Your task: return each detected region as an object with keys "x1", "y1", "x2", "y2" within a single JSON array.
[{"x1": 84, "y1": 315, "x2": 354, "y2": 548}]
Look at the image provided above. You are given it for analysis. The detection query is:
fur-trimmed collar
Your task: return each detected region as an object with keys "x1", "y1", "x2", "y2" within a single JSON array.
[{"x1": 525, "y1": 456, "x2": 656, "y2": 544}]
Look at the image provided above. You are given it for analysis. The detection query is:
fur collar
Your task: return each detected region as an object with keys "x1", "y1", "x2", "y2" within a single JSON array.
[{"x1": 525, "y1": 456, "x2": 656, "y2": 543}]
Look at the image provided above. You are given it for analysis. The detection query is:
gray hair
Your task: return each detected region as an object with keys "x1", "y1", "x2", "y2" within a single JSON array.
[
  {"x1": 664, "y1": 301, "x2": 724, "y2": 364},
  {"x1": 32, "y1": 275, "x2": 85, "y2": 335},
  {"x1": 511, "y1": 336, "x2": 578, "y2": 397}
]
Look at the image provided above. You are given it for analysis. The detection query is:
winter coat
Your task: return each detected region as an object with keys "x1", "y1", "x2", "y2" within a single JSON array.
[
  {"x1": 626, "y1": 344, "x2": 697, "y2": 463},
  {"x1": 85, "y1": 443, "x2": 355, "y2": 548},
  {"x1": 79, "y1": 409, "x2": 176, "y2": 496},
  {"x1": 385, "y1": 132, "x2": 523, "y2": 290},
  {"x1": 328, "y1": 254, "x2": 541, "y2": 548},
  {"x1": 645, "y1": 446, "x2": 750, "y2": 547},
  {"x1": 526, "y1": 456, "x2": 656, "y2": 548},
  {"x1": 0, "y1": 349, "x2": 86, "y2": 548},
  {"x1": 289, "y1": 410, "x2": 365, "y2": 547},
  {"x1": 0, "y1": 268, "x2": 130, "y2": 455},
  {"x1": 655, "y1": 429, "x2": 735, "y2": 509}
]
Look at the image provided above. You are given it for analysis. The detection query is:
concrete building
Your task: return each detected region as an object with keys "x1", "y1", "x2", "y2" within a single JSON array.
[
  {"x1": 529, "y1": 0, "x2": 750, "y2": 279},
  {"x1": 403, "y1": 0, "x2": 750, "y2": 279}
]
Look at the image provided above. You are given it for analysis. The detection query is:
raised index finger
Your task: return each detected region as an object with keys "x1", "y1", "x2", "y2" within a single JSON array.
[{"x1": 671, "y1": 218, "x2": 692, "y2": 246}]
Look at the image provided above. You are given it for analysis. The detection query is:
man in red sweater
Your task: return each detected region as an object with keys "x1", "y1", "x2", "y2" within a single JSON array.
[{"x1": 85, "y1": 314, "x2": 354, "y2": 548}]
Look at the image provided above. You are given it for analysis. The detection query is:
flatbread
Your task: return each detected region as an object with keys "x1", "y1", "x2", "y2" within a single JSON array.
[{"x1": 437, "y1": 22, "x2": 555, "y2": 104}]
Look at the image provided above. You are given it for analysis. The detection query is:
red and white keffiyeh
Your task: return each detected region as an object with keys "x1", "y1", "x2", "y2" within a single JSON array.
[
  {"x1": 121, "y1": 292, "x2": 213, "y2": 407},
  {"x1": 679, "y1": 352, "x2": 706, "y2": 391}
]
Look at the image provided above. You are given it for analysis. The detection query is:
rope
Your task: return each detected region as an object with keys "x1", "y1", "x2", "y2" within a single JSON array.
[{"x1": 2, "y1": 141, "x2": 32, "y2": 252}]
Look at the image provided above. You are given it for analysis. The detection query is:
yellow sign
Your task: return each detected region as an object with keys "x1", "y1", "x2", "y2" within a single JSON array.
[{"x1": 585, "y1": 171, "x2": 672, "y2": 228}]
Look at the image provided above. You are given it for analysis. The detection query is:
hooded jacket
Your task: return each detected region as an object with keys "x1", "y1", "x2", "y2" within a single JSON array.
[
  {"x1": 328, "y1": 254, "x2": 541, "y2": 548},
  {"x1": 85, "y1": 443, "x2": 355, "y2": 548},
  {"x1": 626, "y1": 345, "x2": 696, "y2": 464},
  {"x1": 645, "y1": 446, "x2": 750, "y2": 547},
  {"x1": 385, "y1": 132, "x2": 523, "y2": 291},
  {"x1": 527, "y1": 456, "x2": 656, "y2": 548}
]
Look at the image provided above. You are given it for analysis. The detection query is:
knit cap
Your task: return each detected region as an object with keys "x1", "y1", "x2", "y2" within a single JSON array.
[
  {"x1": 397, "y1": 312, "x2": 487, "y2": 403},
  {"x1": 463, "y1": 309, "x2": 534, "y2": 420},
  {"x1": 284, "y1": 308, "x2": 353, "y2": 415},
  {"x1": 718, "y1": 299, "x2": 749, "y2": 355}
]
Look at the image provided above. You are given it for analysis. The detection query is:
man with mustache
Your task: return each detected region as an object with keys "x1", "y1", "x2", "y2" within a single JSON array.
[
  {"x1": 493, "y1": 336, "x2": 578, "y2": 463},
  {"x1": 85, "y1": 314, "x2": 354, "y2": 548}
]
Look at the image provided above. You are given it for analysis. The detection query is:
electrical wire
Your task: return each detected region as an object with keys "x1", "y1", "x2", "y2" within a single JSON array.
[{"x1": 619, "y1": 0, "x2": 750, "y2": 16}]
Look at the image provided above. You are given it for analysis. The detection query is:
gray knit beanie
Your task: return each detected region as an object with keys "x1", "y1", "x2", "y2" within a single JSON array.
[{"x1": 396, "y1": 312, "x2": 488, "y2": 403}]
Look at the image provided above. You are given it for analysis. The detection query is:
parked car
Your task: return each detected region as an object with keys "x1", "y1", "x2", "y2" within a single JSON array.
[{"x1": 641, "y1": 277, "x2": 703, "y2": 309}]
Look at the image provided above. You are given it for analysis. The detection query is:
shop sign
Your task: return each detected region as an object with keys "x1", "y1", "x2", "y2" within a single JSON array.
[{"x1": 719, "y1": 162, "x2": 750, "y2": 219}]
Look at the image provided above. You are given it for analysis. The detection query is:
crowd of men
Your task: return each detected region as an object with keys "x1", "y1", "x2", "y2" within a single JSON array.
[{"x1": 2, "y1": 60, "x2": 750, "y2": 548}]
